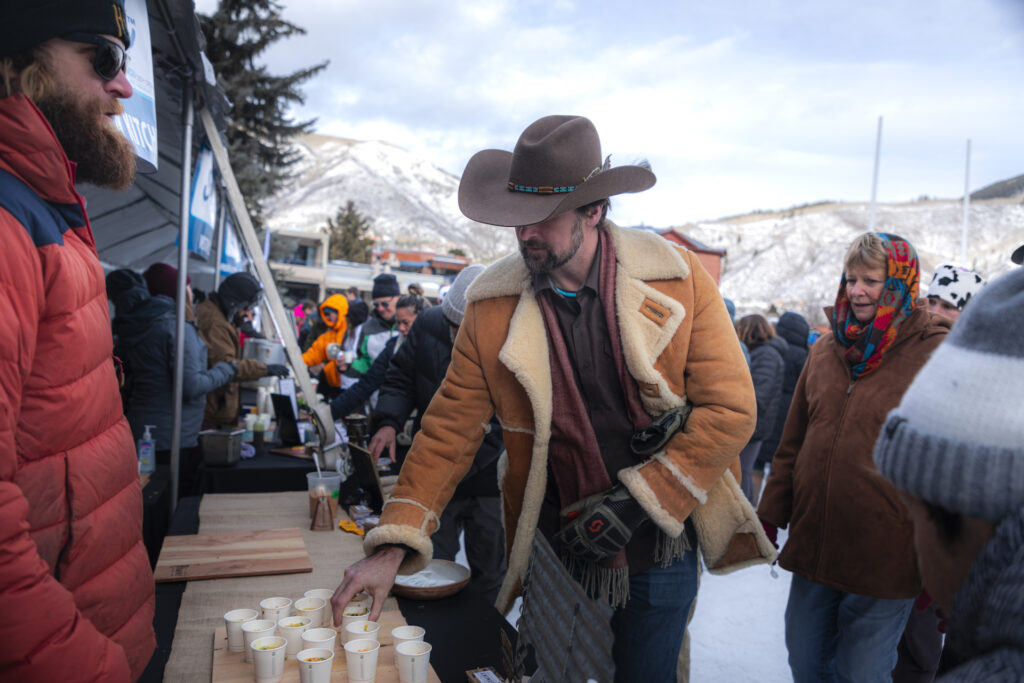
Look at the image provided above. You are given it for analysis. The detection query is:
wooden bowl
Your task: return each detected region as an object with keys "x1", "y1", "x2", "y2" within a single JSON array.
[{"x1": 391, "y1": 559, "x2": 471, "y2": 600}]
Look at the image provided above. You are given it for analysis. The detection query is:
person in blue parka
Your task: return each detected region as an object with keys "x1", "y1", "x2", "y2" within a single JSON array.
[{"x1": 107, "y1": 268, "x2": 237, "y2": 496}]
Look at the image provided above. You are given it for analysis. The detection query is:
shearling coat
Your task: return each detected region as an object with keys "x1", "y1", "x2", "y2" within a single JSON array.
[
  {"x1": 365, "y1": 223, "x2": 776, "y2": 611},
  {"x1": 758, "y1": 306, "x2": 950, "y2": 599}
]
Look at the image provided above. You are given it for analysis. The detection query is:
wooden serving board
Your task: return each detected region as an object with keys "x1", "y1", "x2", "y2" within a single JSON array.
[
  {"x1": 154, "y1": 528, "x2": 313, "y2": 583},
  {"x1": 211, "y1": 608, "x2": 441, "y2": 682}
]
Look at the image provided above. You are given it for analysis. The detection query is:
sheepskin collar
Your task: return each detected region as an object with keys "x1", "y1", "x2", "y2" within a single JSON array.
[{"x1": 468, "y1": 222, "x2": 689, "y2": 302}]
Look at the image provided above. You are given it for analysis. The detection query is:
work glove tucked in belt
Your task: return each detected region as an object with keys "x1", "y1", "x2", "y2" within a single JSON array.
[{"x1": 556, "y1": 484, "x2": 648, "y2": 562}]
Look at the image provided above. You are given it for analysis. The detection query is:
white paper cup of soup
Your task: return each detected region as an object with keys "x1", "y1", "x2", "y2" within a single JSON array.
[
  {"x1": 223, "y1": 608, "x2": 258, "y2": 652},
  {"x1": 241, "y1": 619, "x2": 277, "y2": 663},
  {"x1": 301, "y1": 627, "x2": 337, "y2": 654},
  {"x1": 250, "y1": 636, "x2": 287, "y2": 683},
  {"x1": 297, "y1": 647, "x2": 334, "y2": 683},
  {"x1": 344, "y1": 638, "x2": 380, "y2": 683},
  {"x1": 303, "y1": 589, "x2": 336, "y2": 626},
  {"x1": 277, "y1": 615, "x2": 313, "y2": 655},
  {"x1": 259, "y1": 597, "x2": 292, "y2": 623},
  {"x1": 294, "y1": 596, "x2": 327, "y2": 628},
  {"x1": 344, "y1": 619, "x2": 380, "y2": 644},
  {"x1": 391, "y1": 624, "x2": 425, "y2": 664},
  {"x1": 341, "y1": 603, "x2": 370, "y2": 636},
  {"x1": 396, "y1": 640, "x2": 433, "y2": 683}
]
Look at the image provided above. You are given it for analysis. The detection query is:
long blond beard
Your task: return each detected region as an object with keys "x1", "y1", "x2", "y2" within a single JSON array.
[{"x1": 34, "y1": 84, "x2": 136, "y2": 190}]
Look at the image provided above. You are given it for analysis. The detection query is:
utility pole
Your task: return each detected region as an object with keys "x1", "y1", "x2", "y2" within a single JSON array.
[
  {"x1": 961, "y1": 139, "x2": 971, "y2": 265},
  {"x1": 868, "y1": 116, "x2": 883, "y2": 232}
]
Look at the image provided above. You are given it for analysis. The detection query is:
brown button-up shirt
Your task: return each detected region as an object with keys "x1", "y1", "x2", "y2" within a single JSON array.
[{"x1": 534, "y1": 243, "x2": 658, "y2": 573}]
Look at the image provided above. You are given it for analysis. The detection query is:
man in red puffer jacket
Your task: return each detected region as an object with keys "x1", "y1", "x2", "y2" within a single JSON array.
[{"x1": 0, "y1": 1, "x2": 156, "y2": 679}]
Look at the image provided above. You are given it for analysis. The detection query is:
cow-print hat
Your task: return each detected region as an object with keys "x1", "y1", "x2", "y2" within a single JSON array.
[
  {"x1": 926, "y1": 264, "x2": 986, "y2": 312},
  {"x1": 874, "y1": 267, "x2": 1024, "y2": 522}
]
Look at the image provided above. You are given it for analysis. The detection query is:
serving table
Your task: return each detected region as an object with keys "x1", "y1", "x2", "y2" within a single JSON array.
[{"x1": 154, "y1": 491, "x2": 514, "y2": 681}]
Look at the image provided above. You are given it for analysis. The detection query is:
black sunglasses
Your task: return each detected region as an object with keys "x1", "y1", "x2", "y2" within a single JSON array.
[{"x1": 63, "y1": 32, "x2": 128, "y2": 81}]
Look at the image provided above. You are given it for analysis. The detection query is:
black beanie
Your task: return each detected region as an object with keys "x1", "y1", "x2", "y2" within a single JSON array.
[
  {"x1": 0, "y1": 0, "x2": 132, "y2": 57},
  {"x1": 217, "y1": 272, "x2": 261, "y2": 318},
  {"x1": 371, "y1": 273, "x2": 400, "y2": 299},
  {"x1": 346, "y1": 300, "x2": 369, "y2": 326}
]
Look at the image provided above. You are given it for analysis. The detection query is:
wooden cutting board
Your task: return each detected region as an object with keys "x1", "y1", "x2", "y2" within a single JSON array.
[
  {"x1": 154, "y1": 528, "x2": 313, "y2": 583},
  {"x1": 211, "y1": 607, "x2": 441, "y2": 682}
]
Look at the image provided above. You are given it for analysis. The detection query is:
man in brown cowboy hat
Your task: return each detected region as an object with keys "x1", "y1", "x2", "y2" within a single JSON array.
[{"x1": 331, "y1": 115, "x2": 773, "y2": 679}]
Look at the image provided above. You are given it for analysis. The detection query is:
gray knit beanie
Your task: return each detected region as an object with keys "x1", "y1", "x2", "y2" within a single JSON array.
[
  {"x1": 873, "y1": 267, "x2": 1024, "y2": 522},
  {"x1": 441, "y1": 265, "x2": 485, "y2": 327}
]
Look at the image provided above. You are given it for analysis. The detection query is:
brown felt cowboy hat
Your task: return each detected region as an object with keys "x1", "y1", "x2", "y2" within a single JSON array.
[{"x1": 458, "y1": 115, "x2": 656, "y2": 227}]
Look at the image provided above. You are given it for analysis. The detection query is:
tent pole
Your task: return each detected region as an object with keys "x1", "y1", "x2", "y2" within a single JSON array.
[
  {"x1": 170, "y1": 85, "x2": 195, "y2": 511},
  {"x1": 213, "y1": 184, "x2": 226, "y2": 290}
]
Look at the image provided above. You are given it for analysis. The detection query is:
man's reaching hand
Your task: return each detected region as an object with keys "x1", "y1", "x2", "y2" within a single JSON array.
[{"x1": 331, "y1": 545, "x2": 406, "y2": 623}]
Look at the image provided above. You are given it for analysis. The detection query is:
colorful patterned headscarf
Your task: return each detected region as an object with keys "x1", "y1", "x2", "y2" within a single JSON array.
[{"x1": 832, "y1": 233, "x2": 920, "y2": 378}]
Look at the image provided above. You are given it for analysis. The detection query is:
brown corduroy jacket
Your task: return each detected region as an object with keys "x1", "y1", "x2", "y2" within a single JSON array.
[
  {"x1": 758, "y1": 306, "x2": 950, "y2": 599},
  {"x1": 365, "y1": 223, "x2": 777, "y2": 612}
]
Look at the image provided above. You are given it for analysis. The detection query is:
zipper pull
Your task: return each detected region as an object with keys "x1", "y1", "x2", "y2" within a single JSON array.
[{"x1": 847, "y1": 379, "x2": 855, "y2": 395}]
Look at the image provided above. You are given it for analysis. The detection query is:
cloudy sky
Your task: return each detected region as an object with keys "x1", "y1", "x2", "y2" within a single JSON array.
[{"x1": 195, "y1": 0, "x2": 1024, "y2": 227}]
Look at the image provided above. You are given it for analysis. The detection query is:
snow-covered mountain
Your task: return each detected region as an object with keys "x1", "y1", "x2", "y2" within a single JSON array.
[
  {"x1": 685, "y1": 196, "x2": 1023, "y2": 326},
  {"x1": 262, "y1": 133, "x2": 516, "y2": 261},
  {"x1": 264, "y1": 132, "x2": 1021, "y2": 325}
]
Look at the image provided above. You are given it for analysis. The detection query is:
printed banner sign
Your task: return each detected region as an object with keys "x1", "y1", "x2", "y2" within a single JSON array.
[
  {"x1": 114, "y1": 0, "x2": 159, "y2": 172},
  {"x1": 188, "y1": 146, "x2": 217, "y2": 259},
  {"x1": 220, "y1": 213, "x2": 246, "y2": 277}
]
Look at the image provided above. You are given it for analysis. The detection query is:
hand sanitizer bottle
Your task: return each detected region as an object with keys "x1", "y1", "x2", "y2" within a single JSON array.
[{"x1": 138, "y1": 425, "x2": 156, "y2": 474}]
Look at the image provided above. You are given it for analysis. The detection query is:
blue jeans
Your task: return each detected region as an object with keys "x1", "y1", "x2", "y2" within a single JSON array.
[
  {"x1": 785, "y1": 573, "x2": 914, "y2": 683},
  {"x1": 610, "y1": 549, "x2": 699, "y2": 683}
]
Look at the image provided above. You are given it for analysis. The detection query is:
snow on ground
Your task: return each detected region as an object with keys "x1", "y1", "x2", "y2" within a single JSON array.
[
  {"x1": 457, "y1": 528, "x2": 797, "y2": 681},
  {"x1": 690, "y1": 528, "x2": 793, "y2": 682}
]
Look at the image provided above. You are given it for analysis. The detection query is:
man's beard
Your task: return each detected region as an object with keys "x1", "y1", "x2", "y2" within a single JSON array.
[
  {"x1": 35, "y1": 85, "x2": 136, "y2": 190},
  {"x1": 519, "y1": 214, "x2": 585, "y2": 276}
]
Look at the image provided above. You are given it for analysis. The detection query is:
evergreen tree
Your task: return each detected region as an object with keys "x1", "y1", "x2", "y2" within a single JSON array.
[
  {"x1": 199, "y1": 0, "x2": 327, "y2": 229},
  {"x1": 327, "y1": 201, "x2": 375, "y2": 263}
]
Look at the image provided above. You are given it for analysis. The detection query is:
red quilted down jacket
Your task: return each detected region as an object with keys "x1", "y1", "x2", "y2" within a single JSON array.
[{"x1": 0, "y1": 95, "x2": 156, "y2": 680}]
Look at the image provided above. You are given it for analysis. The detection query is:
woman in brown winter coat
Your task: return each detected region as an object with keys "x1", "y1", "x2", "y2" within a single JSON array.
[{"x1": 757, "y1": 232, "x2": 950, "y2": 683}]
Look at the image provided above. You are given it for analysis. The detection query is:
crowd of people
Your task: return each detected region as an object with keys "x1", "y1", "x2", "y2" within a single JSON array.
[{"x1": 1, "y1": 2, "x2": 1021, "y2": 680}]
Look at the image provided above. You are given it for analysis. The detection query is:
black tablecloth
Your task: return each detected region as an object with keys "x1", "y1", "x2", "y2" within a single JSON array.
[
  {"x1": 195, "y1": 449, "x2": 317, "y2": 494},
  {"x1": 140, "y1": 495, "x2": 516, "y2": 682}
]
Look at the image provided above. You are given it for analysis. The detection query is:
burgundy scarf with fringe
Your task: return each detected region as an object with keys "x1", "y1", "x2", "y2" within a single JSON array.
[{"x1": 537, "y1": 229, "x2": 652, "y2": 573}]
